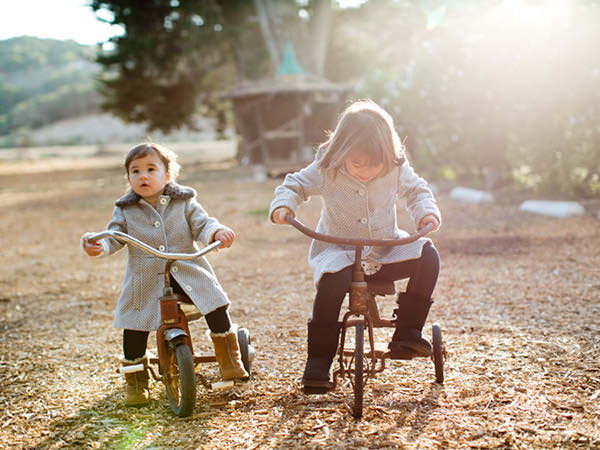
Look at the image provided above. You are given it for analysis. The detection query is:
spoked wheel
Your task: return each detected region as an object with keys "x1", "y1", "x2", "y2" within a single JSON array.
[
  {"x1": 237, "y1": 327, "x2": 253, "y2": 376},
  {"x1": 352, "y1": 322, "x2": 365, "y2": 418},
  {"x1": 164, "y1": 343, "x2": 196, "y2": 417},
  {"x1": 432, "y1": 323, "x2": 444, "y2": 384}
]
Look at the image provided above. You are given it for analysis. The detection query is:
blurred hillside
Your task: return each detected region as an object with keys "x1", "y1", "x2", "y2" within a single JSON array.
[
  {"x1": 0, "y1": 37, "x2": 100, "y2": 143},
  {"x1": 0, "y1": 36, "x2": 218, "y2": 147}
]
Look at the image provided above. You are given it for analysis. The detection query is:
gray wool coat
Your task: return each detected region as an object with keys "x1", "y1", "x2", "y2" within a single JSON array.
[
  {"x1": 269, "y1": 150, "x2": 441, "y2": 287},
  {"x1": 99, "y1": 182, "x2": 230, "y2": 331}
]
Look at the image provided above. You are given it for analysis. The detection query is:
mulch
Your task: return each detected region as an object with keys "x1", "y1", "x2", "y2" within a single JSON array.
[{"x1": 1, "y1": 162, "x2": 599, "y2": 449}]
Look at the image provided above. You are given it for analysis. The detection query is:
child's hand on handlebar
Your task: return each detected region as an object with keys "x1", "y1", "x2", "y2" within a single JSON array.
[
  {"x1": 418, "y1": 214, "x2": 440, "y2": 232},
  {"x1": 272, "y1": 207, "x2": 294, "y2": 224},
  {"x1": 214, "y1": 227, "x2": 236, "y2": 249},
  {"x1": 82, "y1": 236, "x2": 103, "y2": 256}
]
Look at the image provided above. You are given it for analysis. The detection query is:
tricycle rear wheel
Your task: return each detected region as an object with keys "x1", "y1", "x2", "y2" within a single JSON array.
[
  {"x1": 237, "y1": 327, "x2": 253, "y2": 376},
  {"x1": 164, "y1": 343, "x2": 196, "y2": 417},
  {"x1": 432, "y1": 323, "x2": 444, "y2": 383}
]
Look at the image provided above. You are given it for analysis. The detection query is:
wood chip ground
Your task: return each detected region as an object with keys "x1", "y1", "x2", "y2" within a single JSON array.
[{"x1": 1, "y1": 160, "x2": 598, "y2": 449}]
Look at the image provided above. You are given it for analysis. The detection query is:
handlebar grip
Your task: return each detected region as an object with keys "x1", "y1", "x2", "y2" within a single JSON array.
[
  {"x1": 420, "y1": 222, "x2": 434, "y2": 233},
  {"x1": 86, "y1": 232, "x2": 102, "y2": 244}
]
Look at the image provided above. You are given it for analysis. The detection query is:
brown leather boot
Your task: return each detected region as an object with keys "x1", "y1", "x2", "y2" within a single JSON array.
[
  {"x1": 210, "y1": 325, "x2": 249, "y2": 381},
  {"x1": 122, "y1": 355, "x2": 150, "y2": 406},
  {"x1": 389, "y1": 293, "x2": 433, "y2": 358},
  {"x1": 302, "y1": 321, "x2": 342, "y2": 394}
]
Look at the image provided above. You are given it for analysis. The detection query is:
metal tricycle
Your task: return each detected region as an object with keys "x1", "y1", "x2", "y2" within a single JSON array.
[
  {"x1": 285, "y1": 215, "x2": 443, "y2": 418},
  {"x1": 86, "y1": 230, "x2": 255, "y2": 417}
]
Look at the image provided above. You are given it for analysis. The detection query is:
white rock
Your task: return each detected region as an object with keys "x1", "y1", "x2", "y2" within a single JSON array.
[
  {"x1": 519, "y1": 200, "x2": 585, "y2": 218},
  {"x1": 449, "y1": 187, "x2": 494, "y2": 204}
]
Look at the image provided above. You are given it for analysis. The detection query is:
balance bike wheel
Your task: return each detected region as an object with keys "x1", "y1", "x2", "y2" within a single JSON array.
[
  {"x1": 432, "y1": 323, "x2": 444, "y2": 384},
  {"x1": 352, "y1": 322, "x2": 364, "y2": 418},
  {"x1": 164, "y1": 343, "x2": 196, "y2": 417},
  {"x1": 237, "y1": 327, "x2": 252, "y2": 376}
]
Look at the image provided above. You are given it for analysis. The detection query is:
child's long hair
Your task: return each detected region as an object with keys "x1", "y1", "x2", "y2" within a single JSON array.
[
  {"x1": 124, "y1": 143, "x2": 181, "y2": 181},
  {"x1": 317, "y1": 99, "x2": 405, "y2": 179}
]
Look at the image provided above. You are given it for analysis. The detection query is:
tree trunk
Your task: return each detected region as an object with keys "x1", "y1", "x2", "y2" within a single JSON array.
[
  {"x1": 310, "y1": 0, "x2": 333, "y2": 76},
  {"x1": 253, "y1": 0, "x2": 280, "y2": 70}
]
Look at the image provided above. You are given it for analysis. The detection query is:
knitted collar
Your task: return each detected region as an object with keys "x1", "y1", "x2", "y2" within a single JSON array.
[{"x1": 115, "y1": 182, "x2": 196, "y2": 207}]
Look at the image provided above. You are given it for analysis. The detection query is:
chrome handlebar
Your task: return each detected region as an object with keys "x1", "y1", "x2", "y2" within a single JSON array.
[
  {"x1": 284, "y1": 215, "x2": 433, "y2": 247},
  {"x1": 86, "y1": 230, "x2": 222, "y2": 260}
]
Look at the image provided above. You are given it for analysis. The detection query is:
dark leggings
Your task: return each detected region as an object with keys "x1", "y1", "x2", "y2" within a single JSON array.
[
  {"x1": 123, "y1": 278, "x2": 232, "y2": 360},
  {"x1": 312, "y1": 243, "x2": 440, "y2": 324}
]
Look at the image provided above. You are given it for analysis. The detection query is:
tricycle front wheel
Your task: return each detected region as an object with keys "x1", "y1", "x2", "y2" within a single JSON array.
[
  {"x1": 164, "y1": 343, "x2": 196, "y2": 417},
  {"x1": 352, "y1": 322, "x2": 364, "y2": 418}
]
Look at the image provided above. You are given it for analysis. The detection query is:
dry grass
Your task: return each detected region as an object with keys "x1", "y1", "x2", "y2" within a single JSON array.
[{"x1": 0, "y1": 156, "x2": 599, "y2": 449}]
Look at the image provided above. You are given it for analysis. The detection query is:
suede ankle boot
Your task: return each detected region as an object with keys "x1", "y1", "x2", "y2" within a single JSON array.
[
  {"x1": 122, "y1": 355, "x2": 150, "y2": 406},
  {"x1": 389, "y1": 293, "x2": 433, "y2": 358},
  {"x1": 210, "y1": 325, "x2": 249, "y2": 381},
  {"x1": 302, "y1": 321, "x2": 342, "y2": 392}
]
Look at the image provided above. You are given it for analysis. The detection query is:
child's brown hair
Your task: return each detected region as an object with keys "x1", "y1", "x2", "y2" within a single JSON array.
[
  {"x1": 124, "y1": 143, "x2": 181, "y2": 181},
  {"x1": 317, "y1": 99, "x2": 405, "y2": 179}
]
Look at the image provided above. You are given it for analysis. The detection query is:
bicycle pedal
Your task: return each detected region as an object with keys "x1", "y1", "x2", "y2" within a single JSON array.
[
  {"x1": 117, "y1": 363, "x2": 146, "y2": 374},
  {"x1": 211, "y1": 380, "x2": 234, "y2": 390}
]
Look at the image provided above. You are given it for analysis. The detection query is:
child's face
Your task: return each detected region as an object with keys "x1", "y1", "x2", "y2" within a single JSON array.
[
  {"x1": 127, "y1": 151, "x2": 170, "y2": 203},
  {"x1": 344, "y1": 150, "x2": 384, "y2": 183}
]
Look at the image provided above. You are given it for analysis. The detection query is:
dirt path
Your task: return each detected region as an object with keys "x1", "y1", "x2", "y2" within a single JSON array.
[{"x1": 1, "y1": 159, "x2": 599, "y2": 449}]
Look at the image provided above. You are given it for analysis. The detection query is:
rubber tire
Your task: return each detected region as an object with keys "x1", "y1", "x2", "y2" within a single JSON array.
[
  {"x1": 237, "y1": 327, "x2": 252, "y2": 376},
  {"x1": 432, "y1": 323, "x2": 444, "y2": 384},
  {"x1": 352, "y1": 322, "x2": 364, "y2": 419},
  {"x1": 165, "y1": 343, "x2": 196, "y2": 417}
]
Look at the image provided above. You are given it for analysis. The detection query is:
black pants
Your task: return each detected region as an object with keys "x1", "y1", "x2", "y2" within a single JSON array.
[
  {"x1": 312, "y1": 243, "x2": 440, "y2": 324},
  {"x1": 123, "y1": 278, "x2": 232, "y2": 360}
]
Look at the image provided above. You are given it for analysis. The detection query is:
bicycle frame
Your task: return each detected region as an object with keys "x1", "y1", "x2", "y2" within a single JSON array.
[
  {"x1": 284, "y1": 215, "x2": 434, "y2": 388},
  {"x1": 86, "y1": 230, "x2": 223, "y2": 374},
  {"x1": 86, "y1": 230, "x2": 255, "y2": 417}
]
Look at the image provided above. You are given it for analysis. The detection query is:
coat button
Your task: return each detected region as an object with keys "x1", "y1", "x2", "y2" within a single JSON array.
[
  {"x1": 159, "y1": 245, "x2": 165, "y2": 251},
  {"x1": 185, "y1": 285, "x2": 192, "y2": 292},
  {"x1": 154, "y1": 221, "x2": 160, "y2": 228},
  {"x1": 360, "y1": 217, "x2": 367, "y2": 224},
  {"x1": 358, "y1": 189, "x2": 365, "y2": 196},
  {"x1": 160, "y1": 198, "x2": 167, "y2": 205}
]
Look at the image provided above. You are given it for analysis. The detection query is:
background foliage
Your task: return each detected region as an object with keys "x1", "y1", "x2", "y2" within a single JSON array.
[
  {"x1": 347, "y1": 1, "x2": 600, "y2": 196},
  {"x1": 1, "y1": 1, "x2": 598, "y2": 196}
]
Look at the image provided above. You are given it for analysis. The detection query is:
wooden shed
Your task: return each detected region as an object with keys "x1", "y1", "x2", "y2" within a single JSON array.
[{"x1": 226, "y1": 74, "x2": 349, "y2": 174}]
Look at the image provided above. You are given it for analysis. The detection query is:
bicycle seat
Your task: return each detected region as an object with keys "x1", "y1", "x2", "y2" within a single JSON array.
[
  {"x1": 177, "y1": 298, "x2": 203, "y2": 322},
  {"x1": 367, "y1": 280, "x2": 396, "y2": 296}
]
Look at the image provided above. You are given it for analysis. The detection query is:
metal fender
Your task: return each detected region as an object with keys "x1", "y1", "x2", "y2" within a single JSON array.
[{"x1": 164, "y1": 328, "x2": 188, "y2": 342}]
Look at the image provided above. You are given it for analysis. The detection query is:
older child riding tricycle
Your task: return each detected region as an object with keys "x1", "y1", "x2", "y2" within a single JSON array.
[{"x1": 269, "y1": 100, "x2": 444, "y2": 417}]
